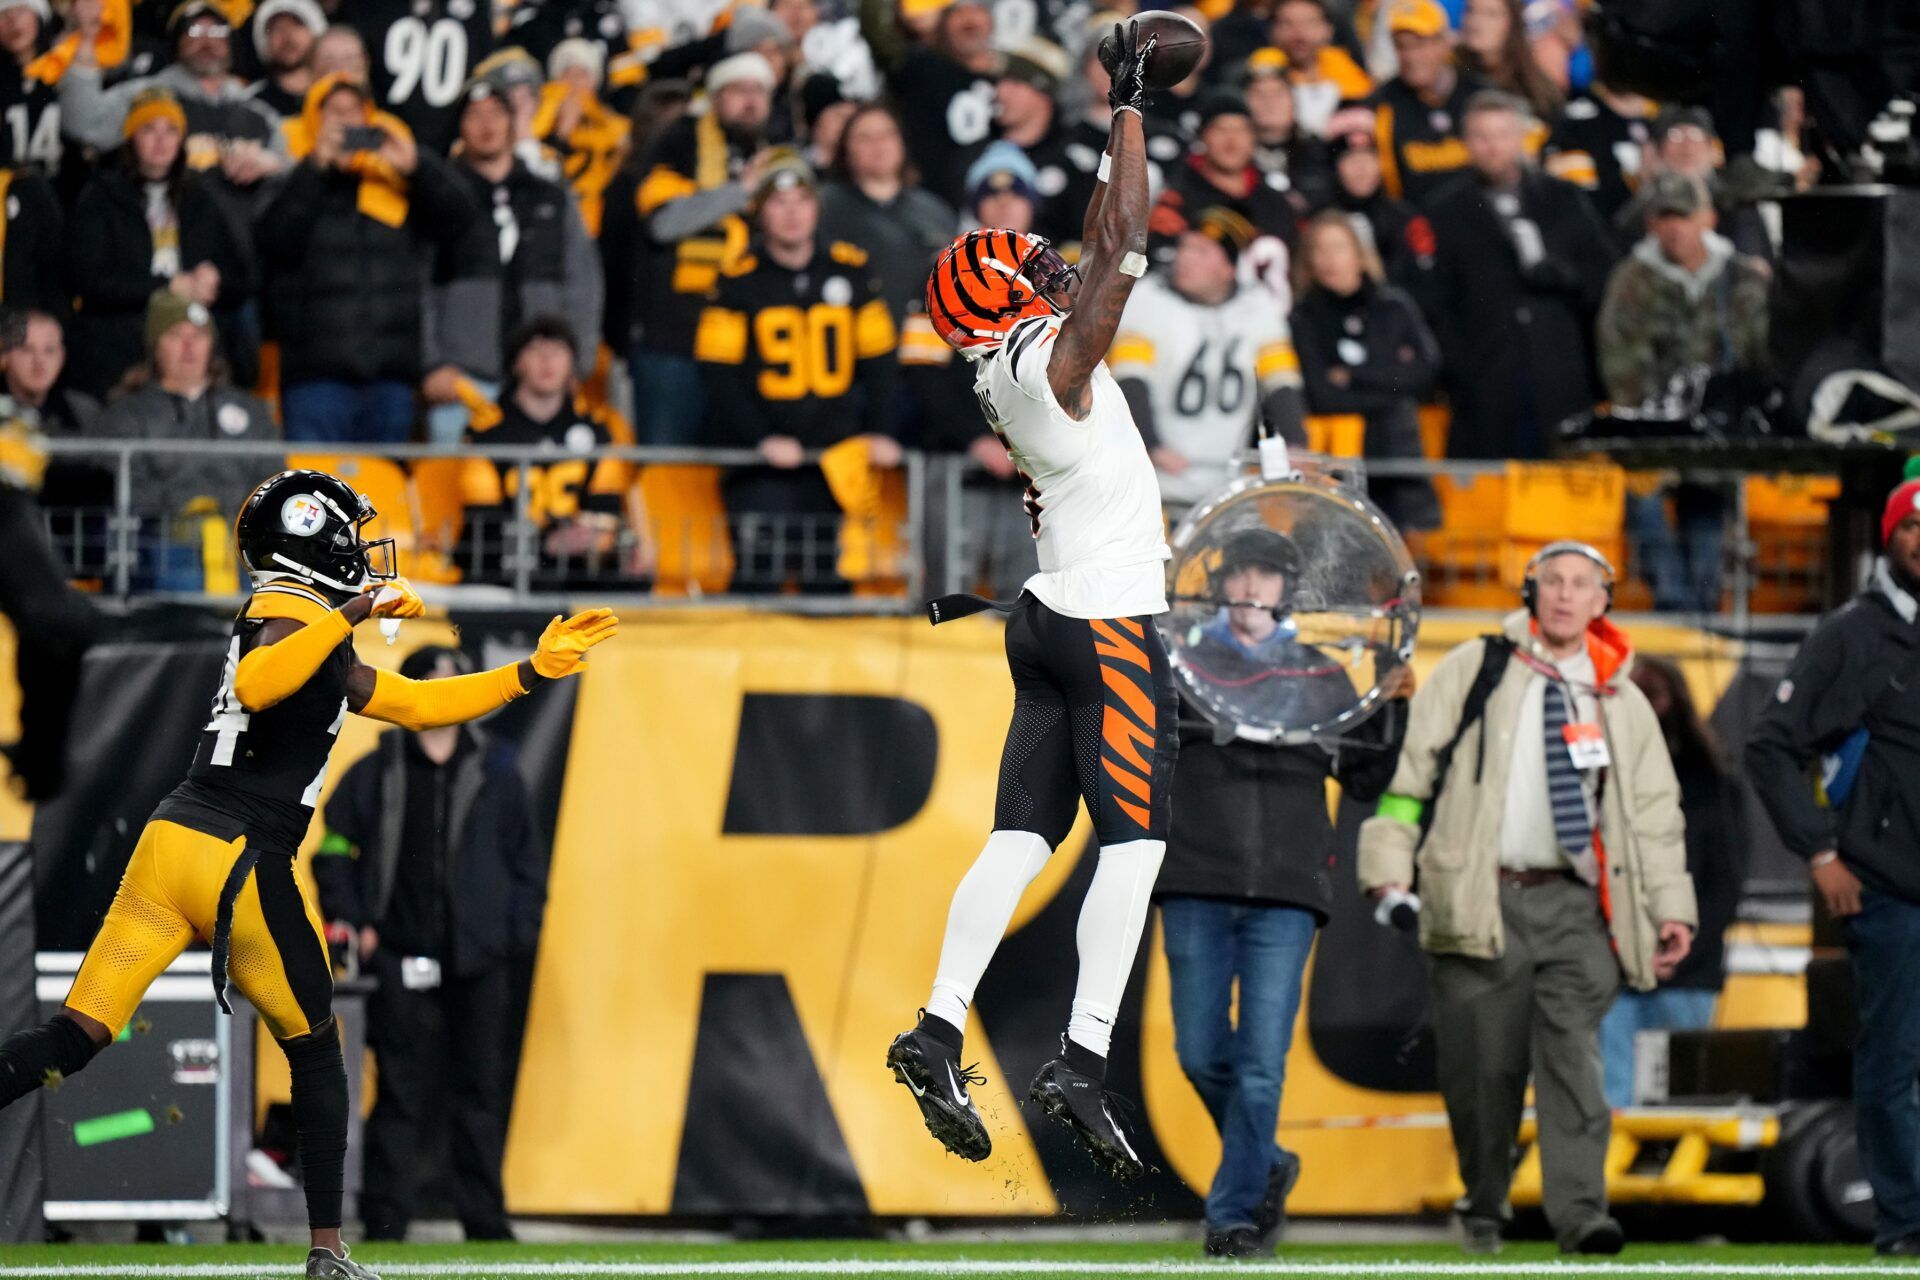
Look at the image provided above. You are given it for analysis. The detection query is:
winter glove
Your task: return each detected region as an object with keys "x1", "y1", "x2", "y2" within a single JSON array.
[
  {"x1": 1100, "y1": 19, "x2": 1155, "y2": 115},
  {"x1": 529, "y1": 607, "x2": 619, "y2": 678}
]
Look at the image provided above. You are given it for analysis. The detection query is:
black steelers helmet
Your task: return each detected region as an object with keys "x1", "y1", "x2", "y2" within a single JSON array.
[{"x1": 235, "y1": 470, "x2": 397, "y2": 597}]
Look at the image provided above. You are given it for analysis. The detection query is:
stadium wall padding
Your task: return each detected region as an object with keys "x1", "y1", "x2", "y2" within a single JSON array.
[{"x1": 14, "y1": 610, "x2": 1801, "y2": 1217}]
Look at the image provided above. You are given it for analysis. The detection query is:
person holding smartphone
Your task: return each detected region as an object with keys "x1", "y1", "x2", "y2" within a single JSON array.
[{"x1": 261, "y1": 75, "x2": 481, "y2": 443}]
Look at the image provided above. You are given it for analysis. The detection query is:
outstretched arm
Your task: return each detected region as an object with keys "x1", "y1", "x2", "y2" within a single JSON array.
[
  {"x1": 1046, "y1": 22, "x2": 1153, "y2": 421},
  {"x1": 346, "y1": 608, "x2": 619, "y2": 728}
]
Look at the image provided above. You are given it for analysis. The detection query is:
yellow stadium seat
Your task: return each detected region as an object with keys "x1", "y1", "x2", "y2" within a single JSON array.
[
  {"x1": 410, "y1": 458, "x2": 469, "y2": 553},
  {"x1": 1304, "y1": 414, "x2": 1366, "y2": 459},
  {"x1": 639, "y1": 464, "x2": 734, "y2": 596},
  {"x1": 1747, "y1": 474, "x2": 1840, "y2": 613},
  {"x1": 1504, "y1": 460, "x2": 1626, "y2": 544}
]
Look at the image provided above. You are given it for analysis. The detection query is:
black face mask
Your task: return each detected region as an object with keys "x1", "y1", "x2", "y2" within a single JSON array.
[{"x1": 1007, "y1": 237, "x2": 1079, "y2": 317}]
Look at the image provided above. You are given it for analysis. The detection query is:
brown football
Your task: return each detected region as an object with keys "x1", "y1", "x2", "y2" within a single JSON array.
[{"x1": 1098, "y1": 10, "x2": 1209, "y2": 91}]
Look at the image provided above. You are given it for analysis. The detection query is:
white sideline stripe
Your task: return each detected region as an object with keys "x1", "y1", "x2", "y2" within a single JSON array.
[{"x1": 1, "y1": 1263, "x2": 1918, "y2": 1278}]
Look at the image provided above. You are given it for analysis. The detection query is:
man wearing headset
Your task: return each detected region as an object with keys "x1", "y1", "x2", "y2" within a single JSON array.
[{"x1": 1356, "y1": 541, "x2": 1696, "y2": 1258}]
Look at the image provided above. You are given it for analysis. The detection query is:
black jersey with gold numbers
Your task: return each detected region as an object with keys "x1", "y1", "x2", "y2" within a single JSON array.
[
  {"x1": 152, "y1": 581, "x2": 352, "y2": 854},
  {"x1": 692, "y1": 238, "x2": 899, "y2": 448}
]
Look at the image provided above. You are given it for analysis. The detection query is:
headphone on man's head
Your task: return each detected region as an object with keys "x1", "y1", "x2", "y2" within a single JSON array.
[{"x1": 1520, "y1": 539, "x2": 1616, "y2": 616}]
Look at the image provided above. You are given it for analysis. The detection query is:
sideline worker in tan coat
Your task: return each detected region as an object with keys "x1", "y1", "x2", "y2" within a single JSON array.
[{"x1": 1358, "y1": 541, "x2": 1697, "y2": 1257}]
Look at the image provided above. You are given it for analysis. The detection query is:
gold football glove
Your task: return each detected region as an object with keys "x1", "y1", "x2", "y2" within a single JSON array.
[
  {"x1": 531, "y1": 608, "x2": 619, "y2": 679},
  {"x1": 361, "y1": 577, "x2": 426, "y2": 619}
]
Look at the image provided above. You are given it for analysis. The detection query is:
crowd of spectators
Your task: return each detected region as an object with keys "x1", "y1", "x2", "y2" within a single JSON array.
[{"x1": 0, "y1": 0, "x2": 1839, "y2": 596}]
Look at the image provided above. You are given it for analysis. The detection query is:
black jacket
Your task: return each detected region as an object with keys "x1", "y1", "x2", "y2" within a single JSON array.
[
  {"x1": 66, "y1": 166, "x2": 255, "y2": 397},
  {"x1": 0, "y1": 165, "x2": 64, "y2": 314},
  {"x1": 1158, "y1": 701, "x2": 1406, "y2": 921},
  {"x1": 1410, "y1": 167, "x2": 1616, "y2": 459},
  {"x1": 317, "y1": 726, "x2": 547, "y2": 976},
  {"x1": 1747, "y1": 566, "x2": 1920, "y2": 906},
  {"x1": 1292, "y1": 280, "x2": 1441, "y2": 530},
  {"x1": 257, "y1": 150, "x2": 480, "y2": 386}
]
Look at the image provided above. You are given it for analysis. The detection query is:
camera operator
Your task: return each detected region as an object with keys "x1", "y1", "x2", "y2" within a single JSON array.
[
  {"x1": 1356, "y1": 541, "x2": 1696, "y2": 1256},
  {"x1": 1157, "y1": 529, "x2": 1410, "y2": 1259}
]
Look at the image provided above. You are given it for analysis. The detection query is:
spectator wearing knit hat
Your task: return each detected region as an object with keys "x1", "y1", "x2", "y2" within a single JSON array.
[
  {"x1": 66, "y1": 85, "x2": 253, "y2": 397},
  {"x1": 1239, "y1": 47, "x2": 1331, "y2": 213},
  {"x1": 1748, "y1": 461, "x2": 1920, "y2": 1256},
  {"x1": 422, "y1": 74, "x2": 602, "y2": 443},
  {"x1": 1156, "y1": 90, "x2": 1300, "y2": 252},
  {"x1": 622, "y1": 47, "x2": 775, "y2": 445},
  {"x1": 531, "y1": 37, "x2": 630, "y2": 236},
  {"x1": 244, "y1": 0, "x2": 324, "y2": 119},
  {"x1": 61, "y1": 0, "x2": 286, "y2": 193},
  {"x1": 261, "y1": 75, "x2": 481, "y2": 443},
  {"x1": 1613, "y1": 105, "x2": 1772, "y2": 262},
  {"x1": 92, "y1": 290, "x2": 279, "y2": 582}
]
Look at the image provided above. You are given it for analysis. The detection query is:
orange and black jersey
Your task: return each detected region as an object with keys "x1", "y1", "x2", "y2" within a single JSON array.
[
  {"x1": 152, "y1": 581, "x2": 352, "y2": 855},
  {"x1": 459, "y1": 394, "x2": 634, "y2": 529},
  {"x1": 693, "y1": 239, "x2": 900, "y2": 449}
]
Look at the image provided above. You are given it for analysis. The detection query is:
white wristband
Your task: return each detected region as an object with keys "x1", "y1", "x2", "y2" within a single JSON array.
[
  {"x1": 1111, "y1": 104, "x2": 1142, "y2": 120},
  {"x1": 1810, "y1": 850, "x2": 1840, "y2": 869},
  {"x1": 1119, "y1": 251, "x2": 1148, "y2": 278},
  {"x1": 1096, "y1": 152, "x2": 1111, "y2": 183}
]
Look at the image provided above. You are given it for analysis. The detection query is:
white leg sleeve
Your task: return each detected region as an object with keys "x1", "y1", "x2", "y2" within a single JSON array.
[
  {"x1": 1067, "y1": 838, "x2": 1167, "y2": 1058},
  {"x1": 925, "y1": 829, "x2": 1053, "y2": 1032}
]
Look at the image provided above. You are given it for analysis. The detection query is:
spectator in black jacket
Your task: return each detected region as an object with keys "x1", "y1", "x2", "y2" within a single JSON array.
[
  {"x1": 1365, "y1": 0, "x2": 1483, "y2": 205},
  {"x1": 1747, "y1": 469, "x2": 1920, "y2": 1256},
  {"x1": 1153, "y1": 89, "x2": 1300, "y2": 270},
  {"x1": 857, "y1": 0, "x2": 998, "y2": 207},
  {"x1": 1291, "y1": 210, "x2": 1439, "y2": 531},
  {"x1": 0, "y1": 164, "x2": 63, "y2": 312},
  {"x1": 261, "y1": 74, "x2": 479, "y2": 442},
  {"x1": 67, "y1": 86, "x2": 253, "y2": 398},
  {"x1": 316, "y1": 644, "x2": 547, "y2": 1244},
  {"x1": 1599, "y1": 654, "x2": 1745, "y2": 1107},
  {"x1": 1410, "y1": 90, "x2": 1614, "y2": 459},
  {"x1": 422, "y1": 75, "x2": 601, "y2": 443},
  {"x1": 1159, "y1": 526, "x2": 1410, "y2": 1259},
  {"x1": 3, "y1": 308, "x2": 108, "y2": 569}
]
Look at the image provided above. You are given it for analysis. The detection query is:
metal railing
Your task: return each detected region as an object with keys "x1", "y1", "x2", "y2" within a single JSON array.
[{"x1": 35, "y1": 438, "x2": 1845, "y2": 620}]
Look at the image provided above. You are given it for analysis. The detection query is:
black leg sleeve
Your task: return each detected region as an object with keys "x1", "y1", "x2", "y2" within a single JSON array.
[
  {"x1": 281, "y1": 1018, "x2": 348, "y2": 1231},
  {"x1": 0, "y1": 1015, "x2": 102, "y2": 1108}
]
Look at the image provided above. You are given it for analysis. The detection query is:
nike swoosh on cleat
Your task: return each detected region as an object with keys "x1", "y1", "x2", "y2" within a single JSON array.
[
  {"x1": 905, "y1": 1075, "x2": 927, "y2": 1098},
  {"x1": 945, "y1": 1060, "x2": 971, "y2": 1107}
]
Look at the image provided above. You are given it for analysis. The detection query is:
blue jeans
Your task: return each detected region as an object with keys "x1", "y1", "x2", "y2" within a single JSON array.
[
  {"x1": 1160, "y1": 897, "x2": 1316, "y2": 1230},
  {"x1": 282, "y1": 379, "x2": 417, "y2": 445},
  {"x1": 1625, "y1": 485, "x2": 1727, "y2": 612},
  {"x1": 1845, "y1": 888, "x2": 1920, "y2": 1244},
  {"x1": 627, "y1": 349, "x2": 705, "y2": 446},
  {"x1": 1599, "y1": 987, "x2": 1718, "y2": 1108}
]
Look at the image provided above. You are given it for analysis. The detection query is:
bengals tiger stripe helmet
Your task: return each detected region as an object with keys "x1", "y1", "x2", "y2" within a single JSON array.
[{"x1": 926, "y1": 228, "x2": 1078, "y2": 353}]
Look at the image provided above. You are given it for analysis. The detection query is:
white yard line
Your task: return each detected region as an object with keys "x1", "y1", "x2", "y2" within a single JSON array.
[{"x1": 0, "y1": 1262, "x2": 1916, "y2": 1278}]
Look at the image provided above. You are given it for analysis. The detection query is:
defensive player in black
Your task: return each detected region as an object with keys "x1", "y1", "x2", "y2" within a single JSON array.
[{"x1": 0, "y1": 469, "x2": 617, "y2": 1280}]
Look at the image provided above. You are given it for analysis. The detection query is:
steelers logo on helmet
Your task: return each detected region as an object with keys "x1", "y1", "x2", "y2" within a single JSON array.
[
  {"x1": 280, "y1": 493, "x2": 328, "y2": 536},
  {"x1": 1163, "y1": 462, "x2": 1420, "y2": 744}
]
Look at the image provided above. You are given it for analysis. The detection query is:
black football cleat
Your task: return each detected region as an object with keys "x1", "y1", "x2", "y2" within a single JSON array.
[
  {"x1": 887, "y1": 1024, "x2": 990, "y2": 1161},
  {"x1": 1027, "y1": 1058, "x2": 1145, "y2": 1181}
]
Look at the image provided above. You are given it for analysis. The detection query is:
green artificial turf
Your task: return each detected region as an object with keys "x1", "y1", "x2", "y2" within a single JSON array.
[{"x1": 0, "y1": 1239, "x2": 1914, "y2": 1279}]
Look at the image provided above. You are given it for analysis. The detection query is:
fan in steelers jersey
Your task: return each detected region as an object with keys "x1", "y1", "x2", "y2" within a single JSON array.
[
  {"x1": 1107, "y1": 206, "x2": 1307, "y2": 516},
  {"x1": 889, "y1": 18, "x2": 1175, "y2": 1183},
  {"x1": 0, "y1": 471, "x2": 616, "y2": 1280}
]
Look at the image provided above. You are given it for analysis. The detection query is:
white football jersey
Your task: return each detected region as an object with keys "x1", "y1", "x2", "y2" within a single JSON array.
[
  {"x1": 1108, "y1": 275, "x2": 1302, "y2": 506},
  {"x1": 973, "y1": 315, "x2": 1171, "y2": 619}
]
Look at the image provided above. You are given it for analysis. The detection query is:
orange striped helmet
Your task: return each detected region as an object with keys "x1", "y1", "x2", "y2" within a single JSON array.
[{"x1": 925, "y1": 229, "x2": 1078, "y2": 353}]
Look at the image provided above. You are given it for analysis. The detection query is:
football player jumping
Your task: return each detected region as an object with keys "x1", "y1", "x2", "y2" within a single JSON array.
[
  {"x1": 891, "y1": 19, "x2": 1176, "y2": 1181},
  {"x1": 0, "y1": 470, "x2": 617, "y2": 1279}
]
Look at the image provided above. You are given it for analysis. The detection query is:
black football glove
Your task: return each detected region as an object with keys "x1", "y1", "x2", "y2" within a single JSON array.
[{"x1": 1100, "y1": 19, "x2": 1155, "y2": 114}]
